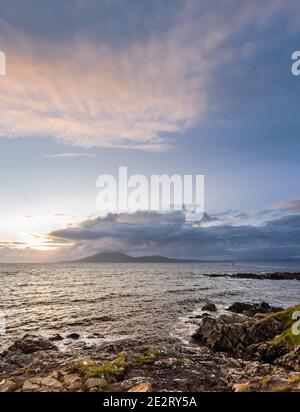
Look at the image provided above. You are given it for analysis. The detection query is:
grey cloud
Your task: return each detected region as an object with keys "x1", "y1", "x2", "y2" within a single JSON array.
[{"x1": 49, "y1": 210, "x2": 300, "y2": 260}]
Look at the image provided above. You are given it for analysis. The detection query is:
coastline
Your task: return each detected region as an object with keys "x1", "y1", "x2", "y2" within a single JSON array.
[{"x1": 1, "y1": 300, "x2": 299, "y2": 393}]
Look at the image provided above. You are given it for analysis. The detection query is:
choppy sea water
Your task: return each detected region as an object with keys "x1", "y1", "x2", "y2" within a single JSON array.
[{"x1": 0, "y1": 262, "x2": 299, "y2": 352}]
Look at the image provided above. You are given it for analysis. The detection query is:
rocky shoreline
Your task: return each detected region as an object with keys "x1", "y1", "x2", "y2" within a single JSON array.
[{"x1": 0, "y1": 301, "x2": 299, "y2": 392}]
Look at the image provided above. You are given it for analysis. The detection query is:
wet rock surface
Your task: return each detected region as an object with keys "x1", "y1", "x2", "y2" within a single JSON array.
[
  {"x1": 201, "y1": 303, "x2": 217, "y2": 312},
  {"x1": 6, "y1": 334, "x2": 58, "y2": 354},
  {"x1": 227, "y1": 301, "x2": 283, "y2": 316}
]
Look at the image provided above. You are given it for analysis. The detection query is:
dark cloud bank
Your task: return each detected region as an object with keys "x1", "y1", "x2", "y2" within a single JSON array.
[{"x1": 49, "y1": 210, "x2": 300, "y2": 261}]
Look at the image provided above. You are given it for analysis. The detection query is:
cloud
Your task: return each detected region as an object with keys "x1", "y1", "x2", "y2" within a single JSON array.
[
  {"x1": 0, "y1": 25, "x2": 205, "y2": 150},
  {"x1": 0, "y1": 241, "x2": 27, "y2": 247},
  {"x1": 277, "y1": 200, "x2": 300, "y2": 212},
  {"x1": 0, "y1": 0, "x2": 298, "y2": 150},
  {"x1": 53, "y1": 213, "x2": 75, "y2": 218},
  {"x1": 44, "y1": 153, "x2": 96, "y2": 159},
  {"x1": 47, "y1": 209, "x2": 300, "y2": 261},
  {"x1": 0, "y1": 244, "x2": 60, "y2": 263}
]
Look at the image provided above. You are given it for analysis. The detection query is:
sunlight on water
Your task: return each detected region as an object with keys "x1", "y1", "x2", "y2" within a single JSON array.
[{"x1": 0, "y1": 262, "x2": 299, "y2": 351}]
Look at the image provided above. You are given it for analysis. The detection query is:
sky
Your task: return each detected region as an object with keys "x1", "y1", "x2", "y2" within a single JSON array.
[{"x1": 0, "y1": 0, "x2": 299, "y2": 262}]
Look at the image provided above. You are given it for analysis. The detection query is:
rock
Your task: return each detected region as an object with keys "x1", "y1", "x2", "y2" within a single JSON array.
[
  {"x1": 202, "y1": 303, "x2": 217, "y2": 312},
  {"x1": 68, "y1": 381, "x2": 83, "y2": 391},
  {"x1": 193, "y1": 312, "x2": 284, "y2": 360},
  {"x1": 0, "y1": 380, "x2": 17, "y2": 392},
  {"x1": 227, "y1": 302, "x2": 283, "y2": 317},
  {"x1": 22, "y1": 380, "x2": 41, "y2": 392},
  {"x1": 51, "y1": 371, "x2": 60, "y2": 380},
  {"x1": 275, "y1": 347, "x2": 300, "y2": 371},
  {"x1": 233, "y1": 383, "x2": 251, "y2": 392},
  {"x1": 6, "y1": 334, "x2": 57, "y2": 354},
  {"x1": 206, "y1": 273, "x2": 300, "y2": 281},
  {"x1": 111, "y1": 377, "x2": 153, "y2": 391},
  {"x1": 40, "y1": 376, "x2": 63, "y2": 389},
  {"x1": 193, "y1": 313, "x2": 251, "y2": 355},
  {"x1": 85, "y1": 378, "x2": 107, "y2": 390},
  {"x1": 66, "y1": 333, "x2": 80, "y2": 340},
  {"x1": 228, "y1": 302, "x2": 255, "y2": 315},
  {"x1": 49, "y1": 334, "x2": 64, "y2": 342},
  {"x1": 63, "y1": 373, "x2": 81, "y2": 387},
  {"x1": 128, "y1": 382, "x2": 152, "y2": 392},
  {"x1": 252, "y1": 340, "x2": 287, "y2": 364}
]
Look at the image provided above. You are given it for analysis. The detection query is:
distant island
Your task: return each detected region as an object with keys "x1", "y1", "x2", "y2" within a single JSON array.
[{"x1": 66, "y1": 252, "x2": 200, "y2": 264}]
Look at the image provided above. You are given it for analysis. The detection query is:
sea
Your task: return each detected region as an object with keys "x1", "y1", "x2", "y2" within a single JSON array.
[{"x1": 0, "y1": 262, "x2": 299, "y2": 352}]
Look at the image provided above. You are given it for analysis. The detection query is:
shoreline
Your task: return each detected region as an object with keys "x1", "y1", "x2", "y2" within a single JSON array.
[{"x1": 1, "y1": 301, "x2": 299, "y2": 392}]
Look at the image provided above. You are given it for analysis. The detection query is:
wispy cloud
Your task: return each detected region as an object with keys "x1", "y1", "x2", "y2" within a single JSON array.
[
  {"x1": 0, "y1": 1, "x2": 298, "y2": 150},
  {"x1": 53, "y1": 213, "x2": 75, "y2": 217},
  {"x1": 44, "y1": 153, "x2": 96, "y2": 159},
  {"x1": 277, "y1": 200, "x2": 300, "y2": 212}
]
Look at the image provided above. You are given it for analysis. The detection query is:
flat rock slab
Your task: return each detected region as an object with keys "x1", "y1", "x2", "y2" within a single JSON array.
[
  {"x1": 40, "y1": 376, "x2": 63, "y2": 389},
  {"x1": 85, "y1": 378, "x2": 107, "y2": 390},
  {"x1": 128, "y1": 382, "x2": 152, "y2": 392}
]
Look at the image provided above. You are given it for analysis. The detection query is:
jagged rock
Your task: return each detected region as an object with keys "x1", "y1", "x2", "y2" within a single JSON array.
[
  {"x1": 274, "y1": 346, "x2": 300, "y2": 371},
  {"x1": 202, "y1": 303, "x2": 217, "y2": 312},
  {"x1": 193, "y1": 313, "x2": 251, "y2": 355},
  {"x1": 6, "y1": 335, "x2": 57, "y2": 354},
  {"x1": 251, "y1": 340, "x2": 289, "y2": 363},
  {"x1": 193, "y1": 313, "x2": 284, "y2": 359}
]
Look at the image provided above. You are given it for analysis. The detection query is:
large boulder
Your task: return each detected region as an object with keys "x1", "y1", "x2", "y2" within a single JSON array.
[{"x1": 193, "y1": 313, "x2": 284, "y2": 360}]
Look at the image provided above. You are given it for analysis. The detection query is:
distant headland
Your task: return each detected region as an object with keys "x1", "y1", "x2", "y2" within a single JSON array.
[{"x1": 65, "y1": 252, "x2": 200, "y2": 264}]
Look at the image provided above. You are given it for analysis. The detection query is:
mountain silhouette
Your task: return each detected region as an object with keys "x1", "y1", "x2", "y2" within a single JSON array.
[{"x1": 69, "y1": 252, "x2": 198, "y2": 263}]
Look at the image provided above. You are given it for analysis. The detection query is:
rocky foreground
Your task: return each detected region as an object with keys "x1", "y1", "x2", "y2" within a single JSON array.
[{"x1": 0, "y1": 302, "x2": 299, "y2": 393}]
